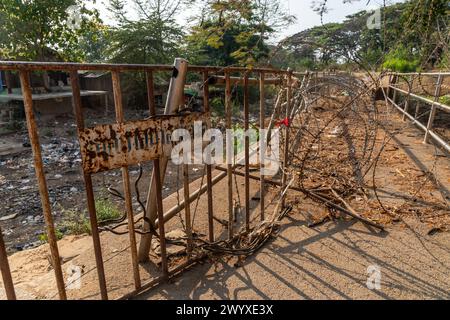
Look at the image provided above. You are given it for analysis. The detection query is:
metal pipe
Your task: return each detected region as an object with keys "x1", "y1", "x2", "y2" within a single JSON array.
[
  {"x1": 19, "y1": 70, "x2": 67, "y2": 300},
  {"x1": 424, "y1": 74, "x2": 444, "y2": 144},
  {"x1": 0, "y1": 226, "x2": 16, "y2": 300},
  {"x1": 183, "y1": 164, "x2": 193, "y2": 255},
  {"x1": 139, "y1": 58, "x2": 188, "y2": 262},
  {"x1": 0, "y1": 60, "x2": 291, "y2": 75},
  {"x1": 244, "y1": 74, "x2": 250, "y2": 231},
  {"x1": 70, "y1": 71, "x2": 108, "y2": 300},
  {"x1": 387, "y1": 96, "x2": 450, "y2": 153},
  {"x1": 111, "y1": 71, "x2": 141, "y2": 290},
  {"x1": 388, "y1": 85, "x2": 450, "y2": 112},
  {"x1": 145, "y1": 70, "x2": 169, "y2": 277},
  {"x1": 281, "y1": 72, "x2": 292, "y2": 208},
  {"x1": 203, "y1": 71, "x2": 215, "y2": 242},
  {"x1": 259, "y1": 72, "x2": 265, "y2": 221},
  {"x1": 225, "y1": 72, "x2": 234, "y2": 239}
]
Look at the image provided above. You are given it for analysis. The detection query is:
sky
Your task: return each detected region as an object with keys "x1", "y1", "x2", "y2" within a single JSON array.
[{"x1": 93, "y1": 0, "x2": 406, "y2": 43}]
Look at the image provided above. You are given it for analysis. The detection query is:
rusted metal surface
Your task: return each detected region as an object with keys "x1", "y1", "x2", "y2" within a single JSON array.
[
  {"x1": 154, "y1": 159, "x2": 168, "y2": 278},
  {"x1": 225, "y1": 72, "x2": 234, "y2": 239},
  {"x1": 70, "y1": 71, "x2": 108, "y2": 300},
  {"x1": 203, "y1": 71, "x2": 215, "y2": 243},
  {"x1": 0, "y1": 60, "x2": 291, "y2": 75},
  {"x1": 183, "y1": 164, "x2": 193, "y2": 255},
  {"x1": 19, "y1": 70, "x2": 67, "y2": 300},
  {"x1": 78, "y1": 113, "x2": 206, "y2": 174},
  {"x1": 139, "y1": 58, "x2": 188, "y2": 262},
  {"x1": 111, "y1": 71, "x2": 141, "y2": 290},
  {"x1": 259, "y1": 72, "x2": 265, "y2": 221},
  {"x1": 281, "y1": 73, "x2": 292, "y2": 208},
  {"x1": 0, "y1": 226, "x2": 16, "y2": 300},
  {"x1": 211, "y1": 75, "x2": 282, "y2": 86},
  {"x1": 0, "y1": 59, "x2": 295, "y2": 301},
  {"x1": 244, "y1": 74, "x2": 250, "y2": 232}
]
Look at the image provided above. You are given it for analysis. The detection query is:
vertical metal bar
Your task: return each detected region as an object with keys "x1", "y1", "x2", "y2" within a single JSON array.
[
  {"x1": 183, "y1": 164, "x2": 193, "y2": 255},
  {"x1": 5, "y1": 71, "x2": 12, "y2": 94},
  {"x1": 139, "y1": 58, "x2": 188, "y2": 262},
  {"x1": 386, "y1": 74, "x2": 392, "y2": 100},
  {"x1": 392, "y1": 75, "x2": 398, "y2": 104},
  {"x1": 111, "y1": 71, "x2": 141, "y2": 290},
  {"x1": 154, "y1": 159, "x2": 168, "y2": 277},
  {"x1": 259, "y1": 71, "x2": 265, "y2": 221},
  {"x1": 146, "y1": 71, "x2": 156, "y2": 116},
  {"x1": 244, "y1": 73, "x2": 250, "y2": 232},
  {"x1": 424, "y1": 74, "x2": 443, "y2": 143},
  {"x1": 146, "y1": 70, "x2": 169, "y2": 276},
  {"x1": 402, "y1": 75, "x2": 412, "y2": 121},
  {"x1": 203, "y1": 71, "x2": 214, "y2": 242},
  {"x1": 0, "y1": 226, "x2": 16, "y2": 300},
  {"x1": 19, "y1": 70, "x2": 67, "y2": 300},
  {"x1": 225, "y1": 71, "x2": 233, "y2": 239},
  {"x1": 70, "y1": 71, "x2": 108, "y2": 300},
  {"x1": 281, "y1": 73, "x2": 292, "y2": 208}
]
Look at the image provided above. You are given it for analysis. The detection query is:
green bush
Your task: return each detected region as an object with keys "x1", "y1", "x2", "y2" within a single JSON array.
[
  {"x1": 382, "y1": 47, "x2": 420, "y2": 72},
  {"x1": 440, "y1": 95, "x2": 450, "y2": 106},
  {"x1": 382, "y1": 57, "x2": 419, "y2": 72}
]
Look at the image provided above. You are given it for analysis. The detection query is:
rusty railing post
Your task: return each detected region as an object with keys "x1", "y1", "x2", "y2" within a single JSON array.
[
  {"x1": 145, "y1": 71, "x2": 169, "y2": 277},
  {"x1": 0, "y1": 226, "x2": 16, "y2": 300},
  {"x1": 111, "y1": 71, "x2": 141, "y2": 290},
  {"x1": 424, "y1": 74, "x2": 443, "y2": 144},
  {"x1": 70, "y1": 71, "x2": 108, "y2": 300},
  {"x1": 281, "y1": 71, "x2": 292, "y2": 208},
  {"x1": 402, "y1": 75, "x2": 413, "y2": 121},
  {"x1": 244, "y1": 73, "x2": 250, "y2": 231},
  {"x1": 183, "y1": 164, "x2": 193, "y2": 255},
  {"x1": 19, "y1": 70, "x2": 67, "y2": 300},
  {"x1": 259, "y1": 71, "x2": 265, "y2": 221},
  {"x1": 203, "y1": 71, "x2": 215, "y2": 242},
  {"x1": 225, "y1": 71, "x2": 234, "y2": 239},
  {"x1": 139, "y1": 58, "x2": 188, "y2": 262}
]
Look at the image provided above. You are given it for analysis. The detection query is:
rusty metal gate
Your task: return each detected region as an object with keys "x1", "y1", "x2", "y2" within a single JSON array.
[{"x1": 0, "y1": 59, "x2": 302, "y2": 300}]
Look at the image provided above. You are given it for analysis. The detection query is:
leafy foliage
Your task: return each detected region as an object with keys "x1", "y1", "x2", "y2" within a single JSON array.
[
  {"x1": 0, "y1": 0, "x2": 101, "y2": 62},
  {"x1": 187, "y1": 0, "x2": 295, "y2": 66}
]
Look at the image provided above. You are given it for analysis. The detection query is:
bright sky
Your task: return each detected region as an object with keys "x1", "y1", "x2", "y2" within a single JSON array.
[{"x1": 93, "y1": 0, "x2": 406, "y2": 43}]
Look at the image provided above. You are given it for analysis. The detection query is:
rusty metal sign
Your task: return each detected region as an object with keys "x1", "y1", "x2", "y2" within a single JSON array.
[{"x1": 78, "y1": 112, "x2": 206, "y2": 173}]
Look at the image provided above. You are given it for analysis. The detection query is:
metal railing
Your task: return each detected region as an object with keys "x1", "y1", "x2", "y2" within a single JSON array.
[
  {"x1": 0, "y1": 59, "x2": 302, "y2": 300},
  {"x1": 384, "y1": 72, "x2": 450, "y2": 153}
]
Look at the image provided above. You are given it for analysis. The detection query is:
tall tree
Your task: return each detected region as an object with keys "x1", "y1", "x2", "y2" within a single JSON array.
[
  {"x1": 187, "y1": 0, "x2": 295, "y2": 66},
  {"x1": 106, "y1": 0, "x2": 188, "y2": 64},
  {"x1": 0, "y1": 0, "x2": 101, "y2": 62}
]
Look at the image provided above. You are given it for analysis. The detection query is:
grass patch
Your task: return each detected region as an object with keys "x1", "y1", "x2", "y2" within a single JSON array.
[
  {"x1": 39, "y1": 199, "x2": 122, "y2": 242},
  {"x1": 439, "y1": 95, "x2": 450, "y2": 106}
]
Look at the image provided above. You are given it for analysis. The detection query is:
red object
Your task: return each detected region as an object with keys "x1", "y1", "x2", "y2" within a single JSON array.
[{"x1": 276, "y1": 117, "x2": 290, "y2": 127}]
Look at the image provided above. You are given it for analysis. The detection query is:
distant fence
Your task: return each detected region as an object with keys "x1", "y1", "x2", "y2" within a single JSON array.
[{"x1": 384, "y1": 71, "x2": 450, "y2": 152}]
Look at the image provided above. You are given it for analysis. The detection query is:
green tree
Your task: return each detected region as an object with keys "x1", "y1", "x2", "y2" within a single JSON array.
[
  {"x1": 106, "y1": 0, "x2": 187, "y2": 64},
  {"x1": 187, "y1": 0, "x2": 295, "y2": 66},
  {"x1": 0, "y1": 0, "x2": 101, "y2": 62}
]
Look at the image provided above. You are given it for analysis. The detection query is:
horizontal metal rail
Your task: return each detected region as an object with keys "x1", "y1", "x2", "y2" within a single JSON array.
[
  {"x1": 388, "y1": 85, "x2": 450, "y2": 112},
  {"x1": 0, "y1": 60, "x2": 292, "y2": 75},
  {"x1": 387, "y1": 71, "x2": 450, "y2": 76},
  {"x1": 385, "y1": 72, "x2": 449, "y2": 153}
]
